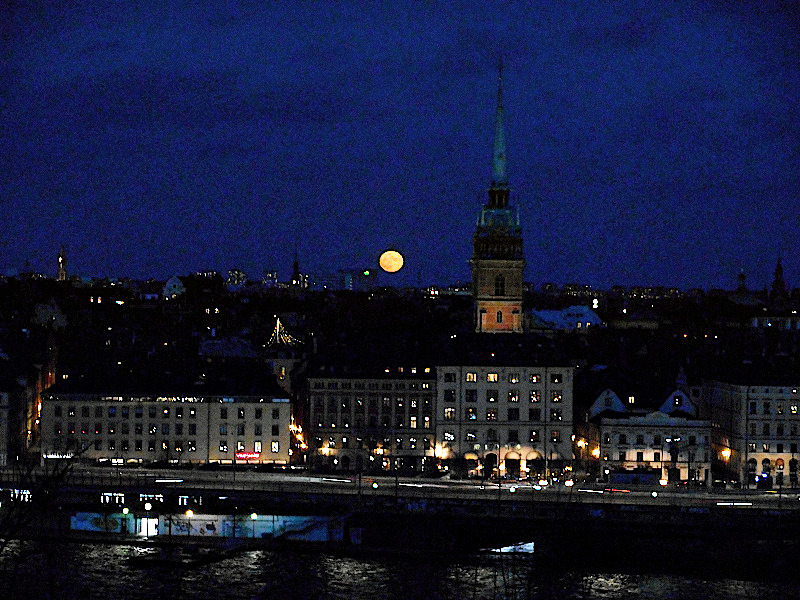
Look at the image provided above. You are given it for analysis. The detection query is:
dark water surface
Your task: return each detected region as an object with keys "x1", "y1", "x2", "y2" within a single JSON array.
[{"x1": 0, "y1": 540, "x2": 796, "y2": 600}]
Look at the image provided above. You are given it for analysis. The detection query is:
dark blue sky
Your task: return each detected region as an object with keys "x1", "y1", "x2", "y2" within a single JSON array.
[{"x1": 3, "y1": 2, "x2": 799, "y2": 290}]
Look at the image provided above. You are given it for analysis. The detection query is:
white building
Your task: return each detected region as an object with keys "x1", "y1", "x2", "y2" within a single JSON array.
[
  {"x1": 591, "y1": 388, "x2": 711, "y2": 486},
  {"x1": 435, "y1": 365, "x2": 574, "y2": 479},
  {"x1": 40, "y1": 391, "x2": 292, "y2": 466},
  {"x1": 704, "y1": 380, "x2": 800, "y2": 487}
]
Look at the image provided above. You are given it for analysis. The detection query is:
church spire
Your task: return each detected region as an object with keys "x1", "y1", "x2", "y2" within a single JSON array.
[{"x1": 492, "y1": 59, "x2": 507, "y2": 189}]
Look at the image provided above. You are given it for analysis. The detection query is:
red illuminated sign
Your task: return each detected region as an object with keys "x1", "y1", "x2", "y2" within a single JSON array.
[{"x1": 235, "y1": 452, "x2": 260, "y2": 460}]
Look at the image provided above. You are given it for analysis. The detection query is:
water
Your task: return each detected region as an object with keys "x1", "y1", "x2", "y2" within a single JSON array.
[{"x1": 0, "y1": 540, "x2": 796, "y2": 600}]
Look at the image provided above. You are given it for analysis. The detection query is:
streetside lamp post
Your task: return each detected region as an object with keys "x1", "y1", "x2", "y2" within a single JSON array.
[{"x1": 185, "y1": 509, "x2": 193, "y2": 537}]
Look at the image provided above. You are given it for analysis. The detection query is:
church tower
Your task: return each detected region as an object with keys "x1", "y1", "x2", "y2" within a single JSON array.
[
  {"x1": 57, "y1": 246, "x2": 67, "y2": 282},
  {"x1": 470, "y1": 66, "x2": 525, "y2": 333}
]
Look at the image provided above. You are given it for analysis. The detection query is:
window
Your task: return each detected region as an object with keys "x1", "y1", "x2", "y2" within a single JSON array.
[
  {"x1": 55, "y1": 406, "x2": 62, "y2": 418},
  {"x1": 272, "y1": 425, "x2": 280, "y2": 436},
  {"x1": 508, "y1": 390, "x2": 519, "y2": 402},
  {"x1": 444, "y1": 389, "x2": 456, "y2": 402},
  {"x1": 530, "y1": 391, "x2": 540, "y2": 402},
  {"x1": 507, "y1": 408, "x2": 519, "y2": 421},
  {"x1": 148, "y1": 440, "x2": 156, "y2": 452},
  {"x1": 508, "y1": 373, "x2": 519, "y2": 384},
  {"x1": 762, "y1": 443, "x2": 769, "y2": 452},
  {"x1": 689, "y1": 435, "x2": 697, "y2": 446},
  {"x1": 254, "y1": 408, "x2": 262, "y2": 419},
  {"x1": 255, "y1": 424, "x2": 262, "y2": 436},
  {"x1": 551, "y1": 391, "x2": 562, "y2": 403},
  {"x1": 271, "y1": 441, "x2": 280, "y2": 453},
  {"x1": 135, "y1": 406, "x2": 143, "y2": 418},
  {"x1": 529, "y1": 430, "x2": 539, "y2": 443},
  {"x1": 466, "y1": 389, "x2": 477, "y2": 402},
  {"x1": 466, "y1": 407, "x2": 477, "y2": 420},
  {"x1": 654, "y1": 451, "x2": 661, "y2": 462},
  {"x1": 95, "y1": 406, "x2": 103, "y2": 418},
  {"x1": 135, "y1": 440, "x2": 142, "y2": 451},
  {"x1": 466, "y1": 430, "x2": 477, "y2": 442},
  {"x1": 410, "y1": 416, "x2": 417, "y2": 428},
  {"x1": 175, "y1": 407, "x2": 182, "y2": 419},
  {"x1": 494, "y1": 274, "x2": 505, "y2": 296},
  {"x1": 763, "y1": 423, "x2": 771, "y2": 436},
  {"x1": 551, "y1": 430, "x2": 561, "y2": 443},
  {"x1": 764, "y1": 401, "x2": 771, "y2": 415},
  {"x1": 508, "y1": 430, "x2": 519, "y2": 444},
  {"x1": 272, "y1": 408, "x2": 279, "y2": 419},
  {"x1": 636, "y1": 451, "x2": 644, "y2": 462},
  {"x1": 188, "y1": 424, "x2": 196, "y2": 435},
  {"x1": 237, "y1": 440, "x2": 245, "y2": 451},
  {"x1": 619, "y1": 434, "x2": 627, "y2": 445},
  {"x1": 162, "y1": 407, "x2": 170, "y2": 418},
  {"x1": 108, "y1": 407, "x2": 116, "y2": 418},
  {"x1": 551, "y1": 408, "x2": 562, "y2": 421},
  {"x1": 529, "y1": 407, "x2": 541, "y2": 421},
  {"x1": 162, "y1": 424, "x2": 169, "y2": 435},
  {"x1": 444, "y1": 372, "x2": 456, "y2": 383},
  {"x1": 238, "y1": 408, "x2": 245, "y2": 419},
  {"x1": 530, "y1": 374, "x2": 540, "y2": 383},
  {"x1": 618, "y1": 452, "x2": 626, "y2": 461},
  {"x1": 219, "y1": 425, "x2": 227, "y2": 435},
  {"x1": 219, "y1": 441, "x2": 228, "y2": 452},
  {"x1": 254, "y1": 441, "x2": 262, "y2": 453},
  {"x1": 653, "y1": 434, "x2": 661, "y2": 446},
  {"x1": 749, "y1": 401, "x2": 757, "y2": 415},
  {"x1": 636, "y1": 434, "x2": 644, "y2": 445},
  {"x1": 487, "y1": 429, "x2": 498, "y2": 442},
  {"x1": 237, "y1": 424, "x2": 245, "y2": 436},
  {"x1": 443, "y1": 431, "x2": 455, "y2": 442},
  {"x1": 174, "y1": 423, "x2": 182, "y2": 435},
  {"x1": 466, "y1": 372, "x2": 477, "y2": 382},
  {"x1": 486, "y1": 410, "x2": 497, "y2": 421},
  {"x1": 486, "y1": 390, "x2": 498, "y2": 403},
  {"x1": 551, "y1": 373, "x2": 562, "y2": 384},
  {"x1": 220, "y1": 407, "x2": 228, "y2": 419},
  {"x1": 487, "y1": 373, "x2": 499, "y2": 382},
  {"x1": 496, "y1": 311, "x2": 503, "y2": 324}
]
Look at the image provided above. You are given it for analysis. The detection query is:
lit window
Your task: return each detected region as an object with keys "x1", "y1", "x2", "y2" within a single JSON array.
[
  {"x1": 271, "y1": 441, "x2": 280, "y2": 453},
  {"x1": 487, "y1": 373, "x2": 499, "y2": 382},
  {"x1": 530, "y1": 391, "x2": 540, "y2": 402},
  {"x1": 551, "y1": 391, "x2": 562, "y2": 403},
  {"x1": 466, "y1": 372, "x2": 477, "y2": 382},
  {"x1": 629, "y1": 396, "x2": 635, "y2": 404},
  {"x1": 530, "y1": 374, "x2": 540, "y2": 384},
  {"x1": 486, "y1": 410, "x2": 497, "y2": 421},
  {"x1": 508, "y1": 391, "x2": 519, "y2": 402},
  {"x1": 254, "y1": 441, "x2": 262, "y2": 453},
  {"x1": 410, "y1": 416, "x2": 417, "y2": 428},
  {"x1": 443, "y1": 431, "x2": 455, "y2": 442}
]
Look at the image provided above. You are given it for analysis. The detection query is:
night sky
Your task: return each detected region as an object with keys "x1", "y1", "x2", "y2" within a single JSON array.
[{"x1": 3, "y1": 3, "x2": 799, "y2": 290}]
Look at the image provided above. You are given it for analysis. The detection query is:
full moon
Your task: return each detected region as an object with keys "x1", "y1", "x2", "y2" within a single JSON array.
[{"x1": 379, "y1": 250, "x2": 404, "y2": 273}]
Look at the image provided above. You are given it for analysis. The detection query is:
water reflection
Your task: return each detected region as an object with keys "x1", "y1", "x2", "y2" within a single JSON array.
[{"x1": 0, "y1": 541, "x2": 797, "y2": 600}]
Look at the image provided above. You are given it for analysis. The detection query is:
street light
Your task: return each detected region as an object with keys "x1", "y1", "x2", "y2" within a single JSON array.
[{"x1": 250, "y1": 512, "x2": 257, "y2": 539}]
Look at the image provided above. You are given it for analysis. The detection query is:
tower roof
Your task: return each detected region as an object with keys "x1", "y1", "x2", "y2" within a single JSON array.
[{"x1": 491, "y1": 62, "x2": 507, "y2": 189}]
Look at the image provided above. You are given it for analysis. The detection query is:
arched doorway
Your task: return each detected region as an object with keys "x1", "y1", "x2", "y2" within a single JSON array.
[
  {"x1": 504, "y1": 451, "x2": 521, "y2": 478},
  {"x1": 483, "y1": 453, "x2": 498, "y2": 479}
]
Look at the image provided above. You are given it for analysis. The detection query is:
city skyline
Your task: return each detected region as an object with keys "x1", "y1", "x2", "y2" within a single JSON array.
[{"x1": 3, "y1": 3, "x2": 799, "y2": 289}]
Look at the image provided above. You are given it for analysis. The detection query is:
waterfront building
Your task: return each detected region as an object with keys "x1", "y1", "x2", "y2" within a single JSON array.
[
  {"x1": 40, "y1": 382, "x2": 292, "y2": 466},
  {"x1": 590, "y1": 387, "x2": 711, "y2": 486},
  {"x1": 470, "y1": 68, "x2": 525, "y2": 333},
  {"x1": 704, "y1": 380, "x2": 800, "y2": 488},
  {"x1": 305, "y1": 366, "x2": 437, "y2": 473},
  {"x1": 435, "y1": 365, "x2": 574, "y2": 479}
]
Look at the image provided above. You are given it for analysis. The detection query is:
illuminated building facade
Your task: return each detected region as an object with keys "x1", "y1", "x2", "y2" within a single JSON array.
[
  {"x1": 705, "y1": 381, "x2": 800, "y2": 488},
  {"x1": 435, "y1": 365, "x2": 574, "y2": 479},
  {"x1": 470, "y1": 68, "x2": 525, "y2": 333},
  {"x1": 306, "y1": 368, "x2": 437, "y2": 472},
  {"x1": 40, "y1": 392, "x2": 291, "y2": 465}
]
